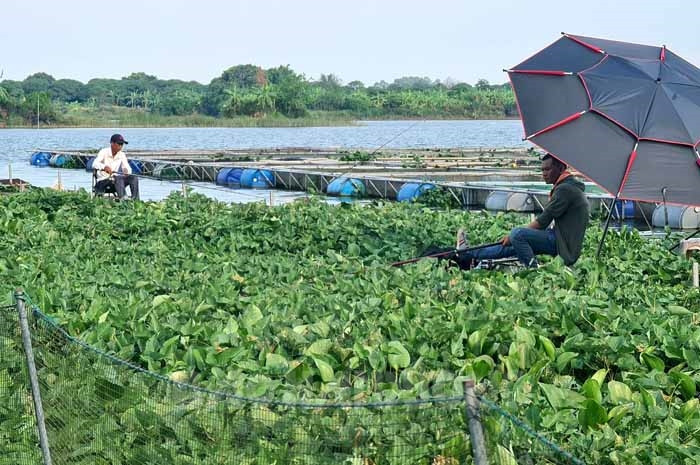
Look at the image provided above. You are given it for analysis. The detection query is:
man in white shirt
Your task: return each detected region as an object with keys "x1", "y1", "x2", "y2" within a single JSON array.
[{"x1": 93, "y1": 134, "x2": 140, "y2": 200}]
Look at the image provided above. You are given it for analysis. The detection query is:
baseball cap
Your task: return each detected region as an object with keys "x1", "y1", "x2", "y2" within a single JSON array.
[{"x1": 110, "y1": 134, "x2": 128, "y2": 145}]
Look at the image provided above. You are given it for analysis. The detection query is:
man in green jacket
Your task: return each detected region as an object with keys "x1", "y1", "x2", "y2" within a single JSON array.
[{"x1": 455, "y1": 154, "x2": 590, "y2": 268}]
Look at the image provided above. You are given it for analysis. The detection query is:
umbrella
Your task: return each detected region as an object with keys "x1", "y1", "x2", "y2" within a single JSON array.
[{"x1": 506, "y1": 33, "x2": 700, "y2": 255}]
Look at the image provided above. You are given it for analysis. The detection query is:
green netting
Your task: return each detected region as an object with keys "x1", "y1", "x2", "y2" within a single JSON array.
[{"x1": 2, "y1": 302, "x2": 587, "y2": 465}]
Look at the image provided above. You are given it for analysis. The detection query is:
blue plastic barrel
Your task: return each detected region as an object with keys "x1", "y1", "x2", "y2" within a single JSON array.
[
  {"x1": 326, "y1": 177, "x2": 366, "y2": 197},
  {"x1": 30, "y1": 152, "x2": 51, "y2": 167},
  {"x1": 613, "y1": 200, "x2": 635, "y2": 219},
  {"x1": 49, "y1": 153, "x2": 69, "y2": 167},
  {"x1": 216, "y1": 167, "x2": 244, "y2": 186},
  {"x1": 397, "y1": 182, "x2": 436, "y2": 202},
  {"x1": 128, "y1": 159, "x2": 143, "y2": 175},
  {"x1": 240, "y1": 169, "x2": 275, "y2": 188},
  {"x1": 85, "y1": 157, "x2": 96, "y2": 171}
]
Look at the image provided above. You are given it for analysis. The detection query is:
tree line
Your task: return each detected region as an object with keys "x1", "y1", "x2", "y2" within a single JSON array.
[{"x1": 0, "y1": 64, "x2": 517, "y2": 125}]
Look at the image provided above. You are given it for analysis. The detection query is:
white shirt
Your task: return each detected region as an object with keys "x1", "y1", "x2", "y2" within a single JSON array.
[{"x1": 92, "y1": 147, "x2": 132, "y2": 181}]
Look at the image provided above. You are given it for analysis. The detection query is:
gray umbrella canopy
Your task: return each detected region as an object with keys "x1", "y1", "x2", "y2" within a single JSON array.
[{"x1": 507, "y1": 34, "x2": 700, "y2": 206}]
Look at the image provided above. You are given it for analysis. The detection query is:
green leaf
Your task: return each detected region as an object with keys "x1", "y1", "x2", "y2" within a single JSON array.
[
  {"x1": 151, "y1": 294, "x2": 170, "y2": 308},
  {"x1": 286, "y1": 361, "x2": 313, "y2": 385},
  {"x1": 608, "y1": 380, "x2": 633, "y2": 404},
  {"x1": 494, "y1": 444, "x2": 518, "y2": 465},
  {"x1": 241, "y1": 305, "x2": 263, "y2": 331},
  {"x1": 591, "y1": 369, "x2": 608, "y2": 386},
  {"x1": 539, "y1": 383, "x2": 586, "y2": 409},
  {"x1": 641, "y1": 352, "x2": 665, "y2": 372},
  {"x1": 265, "y1": 353, "x2": 289, "y2": 372},
  {"x1": 538, "y1": 335, "x2": 556, "y2": 361},
  {"x1": 385, "y1": 341, "x2": 410, "y2": 370},
  {"x1": 468, "y1": 329, "x2": 488, "y2": 355},
  {"x1": 305, "y1": 339, "x2": 332, "y2": 356},
  {"x1": 312, "y1": 356, "x2": 334, "y2": 382},
  {"x1": 368, "y1": 349, "x2": 386, "y2": 372},
  {"x1": 555, "y1": 352, "x2": 578, "y2": 372},
  {"x1": 670, "y1": 371, "x2": 696, "y2": 400},
  {"x1": 578, "y1": 399, "x2": 608, "y2": 428},
  {"x1": 582, "y1": 378, "x2": 602, "y2": 404},
  {"x1": 472, "y1": 355, "x2": 495, "y2": 381},
  {"x1": 94, "y1": 377, "x2": 125, "y2": 402}
]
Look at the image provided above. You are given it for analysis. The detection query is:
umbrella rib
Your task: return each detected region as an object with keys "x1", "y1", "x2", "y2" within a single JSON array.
[
  {"x1": 525, "y1": 111, "x2": 586, "y2": 140},
  {"x1": 506, "y1": 69, "x2": 573, "y2": 76}
]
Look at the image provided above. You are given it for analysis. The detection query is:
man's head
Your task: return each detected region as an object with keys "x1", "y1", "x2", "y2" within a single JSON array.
[
  {"x1": 541, "y1": 153, "x2": 567, "y2": 184},
  {"x1": 110, "y1": 134, "x2": 128, "y2": 153}
]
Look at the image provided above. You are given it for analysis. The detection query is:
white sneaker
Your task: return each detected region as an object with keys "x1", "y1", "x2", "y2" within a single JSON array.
[{"x1": 456, "y1": 228, "x2": 469, "y2": 251}]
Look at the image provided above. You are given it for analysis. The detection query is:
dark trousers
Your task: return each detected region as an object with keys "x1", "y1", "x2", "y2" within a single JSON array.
[
  {"x1": 95, "y1": 175, "x2": 140, "y2": 199},
  {"x1": 463, "y1": 228, "x2": 557, "y2": 267}
]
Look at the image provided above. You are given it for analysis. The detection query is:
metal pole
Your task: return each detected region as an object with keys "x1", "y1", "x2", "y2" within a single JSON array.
[
  {"x1": 464, "y1": 380, "x2": 488, "y2": 465},
  {"x1": 14, "y1": 289, "x2": 53, "y2": 465},
  {"x1": 596, "y1": 193, "x2": 619, "y2": 259},
  {"x1": 662, "y1": 187, "x2": 669, "y2": 229},
  {"x1": 693, "y1": 261, "x2": 699, "y2": 288},
  {"x1": 37, "y1": 95, "x2": 40, "y2": 130}
]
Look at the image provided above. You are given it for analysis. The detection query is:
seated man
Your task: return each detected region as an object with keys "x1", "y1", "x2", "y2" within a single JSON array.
[
  {"x1": 93, "y1": 134, "x2": 140, "y2": 200},
  {"x1": 453, "y1": 154, "x2": 589, "y2": 269}
]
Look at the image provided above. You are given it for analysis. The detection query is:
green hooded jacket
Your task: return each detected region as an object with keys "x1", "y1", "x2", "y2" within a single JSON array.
[{"x1": 535, "y1": 176, "x2": 590, "y2": 265}]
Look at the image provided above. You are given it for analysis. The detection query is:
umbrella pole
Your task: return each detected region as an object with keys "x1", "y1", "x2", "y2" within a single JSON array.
[{"x1": 596, "y1": 194, "x2": 620, "y2": 258}]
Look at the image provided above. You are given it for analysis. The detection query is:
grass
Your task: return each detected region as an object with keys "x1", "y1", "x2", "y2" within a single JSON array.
[{"x1": 3, "y1": 106, "x2": 359, "y2": 128}]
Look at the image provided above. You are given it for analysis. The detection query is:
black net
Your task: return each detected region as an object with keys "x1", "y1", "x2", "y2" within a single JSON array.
[
  {"x1": 3, "y1": 302, "x2": 586, "y2": 465},
  {"x1": 3, "y1": 305, "x2": 470, "y2": 465}
]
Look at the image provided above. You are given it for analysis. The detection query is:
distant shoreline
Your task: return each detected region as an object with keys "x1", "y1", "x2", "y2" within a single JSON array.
[{"x1": 0, "y1": 115, "x2": 520, "y2": 130}]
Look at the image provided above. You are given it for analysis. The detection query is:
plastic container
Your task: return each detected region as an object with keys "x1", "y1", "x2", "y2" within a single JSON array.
[
  {"x1": 216, "y1": 167, "x2": 244, "y2": 186},
  {"x1": 485, "y1": 191, "x2": 535, "y2": 212},
  {"x1": 128, "y1": 159, "x2": 143, "y2": 175},
  {"x1": 326, "y1": 177, "x2": 366, "y2": 197},
  {"x1": 652, "y1": 205, "x2": 700, "y2": 229},
  {"x1": 49, "y1": 153, "x2": 70, "y2": 167},
  {"x1": 397, "y1": 182, "x2": 436, "y2": 202},
  {"x1": 240, "y1": 169, "x2": 275, "y2": 188},
  {"x1": 613, "y1": 200, "x2": 635, "y2": 220},
  {"x1": 30, "y1": 152, "x2": 51, "y2": 167}
]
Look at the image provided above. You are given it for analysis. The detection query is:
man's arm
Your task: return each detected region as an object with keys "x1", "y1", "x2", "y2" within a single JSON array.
[
  {"x1": 118, "y1": 154, "x2": 132, "y2": 175},
  {"x1": 535, "y1": 187, "x2": 571, "y2": 228},
  {"x1": 501, "y1": 188, "x2": 568, "y2": 245},
  {"x1": 92, "y1": 149, "x2": 107, "y2": 171}
]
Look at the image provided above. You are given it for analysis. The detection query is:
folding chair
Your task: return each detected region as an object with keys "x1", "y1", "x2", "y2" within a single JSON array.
[{"x1": 92, "y1": 169, "x2": 117, "y2": 198}]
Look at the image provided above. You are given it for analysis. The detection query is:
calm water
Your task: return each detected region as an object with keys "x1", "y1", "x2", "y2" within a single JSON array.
[{"x1": 0, "y1": 120, "x2": 525, "y2": 202}]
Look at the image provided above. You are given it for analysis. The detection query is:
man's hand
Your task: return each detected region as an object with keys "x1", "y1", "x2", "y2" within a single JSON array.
[
  {"x1": 103, "y1": 166, "x2": 113, "y2": 174},
  {"x1": 501, "y1": 235, "x2": 511, "y2": 246}
]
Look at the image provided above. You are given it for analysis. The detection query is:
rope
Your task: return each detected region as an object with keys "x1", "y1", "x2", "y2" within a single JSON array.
[{"x1": 478, "y1": 396, "x2": 586, "y2": 465}]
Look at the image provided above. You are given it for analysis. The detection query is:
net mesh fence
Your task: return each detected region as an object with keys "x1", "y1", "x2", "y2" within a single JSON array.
[{"x1": 1, "y1": 302, "x2": 586, "y2": 465}]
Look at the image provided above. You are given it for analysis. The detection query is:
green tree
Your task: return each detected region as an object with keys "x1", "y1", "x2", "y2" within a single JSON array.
[
  {"x1": 22, "y1": 72, "x2": 55, "y2": 96},
  {"x1": 53, "y1": 79, "x2": 86, "y2": 102},
  {"x1": 21, "y1": 92, "x2": 56, "y2": 124}
]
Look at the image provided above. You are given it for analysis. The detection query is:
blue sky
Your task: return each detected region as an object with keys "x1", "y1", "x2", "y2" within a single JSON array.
[{"x1": 2, "y1": 0, "x2": 698, "y2": 86}]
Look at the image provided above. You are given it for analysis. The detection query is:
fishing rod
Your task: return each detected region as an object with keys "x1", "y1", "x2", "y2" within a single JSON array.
[
  {"x1": 332, "y1": 119, "x2": 425, "y2": 181},
  {"x1": 390, "y1": 241, "x2": 503, "y2": 267}
]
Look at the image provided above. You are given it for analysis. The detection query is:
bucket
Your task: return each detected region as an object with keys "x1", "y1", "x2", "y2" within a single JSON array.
[
  {"x1": 485, "y1": 191, "x2": 535, "y2": 212},
  {"x1": 652, "y1": 205, "x2": 700, "y2": 229},
  {"x1": 397, "y1": 183, "x2": 436, "y2": 202},
  {"x1": 240, "y1": 169, "x2": 275, "y2": 188},
  {"x1": 216, "y1": 167, "x2": 244, "y2": 186},
  {"x1": 326, "y1": 177, "x2": 366, "y2": 197},
  {"x1": 30, "y1": 152, "x2": 51, "y2": 167}
]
